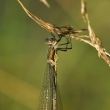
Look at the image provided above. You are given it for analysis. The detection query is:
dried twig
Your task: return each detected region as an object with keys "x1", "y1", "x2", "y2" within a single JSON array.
[
  {"x1": 17, "y1": 0, "x2": 87, "y2": 36},
  {"x1": 81, "y1": 0, "x2": 110, "y2": 65},
  {"x1": 40, "y1": 0, "x2": 50, "y2": 8},
  {"x1": 17, "y1": 0, "x2": 110, "y2": 66}
]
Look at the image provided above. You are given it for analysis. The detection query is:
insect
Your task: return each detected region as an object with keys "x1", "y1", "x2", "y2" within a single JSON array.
[{"x1": 37, "y1": 35, "x2": 72, "y2": 110}]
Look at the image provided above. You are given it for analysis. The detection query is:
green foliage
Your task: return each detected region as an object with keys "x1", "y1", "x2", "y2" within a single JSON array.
[{"x1": 0, "y1": 0, "x2": 110, "y2": 110}]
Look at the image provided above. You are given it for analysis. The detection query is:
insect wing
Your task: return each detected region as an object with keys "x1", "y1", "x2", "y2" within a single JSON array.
[{"x1": 37, "y1": 64, "x2": 63, "y2": 110}]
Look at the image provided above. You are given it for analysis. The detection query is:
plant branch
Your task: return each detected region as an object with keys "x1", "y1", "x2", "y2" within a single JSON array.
[{"x1": 17, "y1": 0, "x2": 110, "y2": 66}]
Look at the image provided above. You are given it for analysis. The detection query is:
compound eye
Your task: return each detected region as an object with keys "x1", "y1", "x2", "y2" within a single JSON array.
[
  {"x1": 50, "y1": 38, "x2": 56, "y2": 43},
  {"x1": 45, "y1": 38, "x2": 49, "y2": 43},
  {"x1": 45, "y1": 38, "x2": 56, "y2": 45}
]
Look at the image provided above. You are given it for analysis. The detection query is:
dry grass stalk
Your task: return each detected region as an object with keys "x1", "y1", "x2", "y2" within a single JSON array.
[
  {"x1": 17, "y1": 0, "x2": 87, "y2": 36},
  {"x1": 80, "y1": 0, "x2": 110, "y2": 65},
  {"x1": 40, "y1": 0, "x2": 50, "y2": 8},
  {"x1": 17, "y1": 0, "x2": 110, "y2": 66}
]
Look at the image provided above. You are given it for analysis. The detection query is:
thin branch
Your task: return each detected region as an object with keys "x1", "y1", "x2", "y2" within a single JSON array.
[
  {"x1": 40, "y1": 0, "x2": 50, "y2": 8},
  {"x1": 17, "y1": 0, "x2": 110, "y2": 66},
  {"x1": 17, "y1": 0, "x2": 87, "y2": 36},
  {"x1": 81, "y1": 0, "x2": 110, "y2": 66},
  {"x1": 18, "y1": 0, "x2": 61, "y2": 34}
]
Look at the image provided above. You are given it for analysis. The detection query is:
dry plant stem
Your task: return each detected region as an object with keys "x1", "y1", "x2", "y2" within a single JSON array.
[
  {"x1": 17, "y1": 0, "x2": 61, "y2": 34},
  {"x1": 17, "y1": 0, "x2": 87, "y2": 36},
  {"x1": 40, "y1": 0, "x2": 50, "y2": 8},
  {"x1": 81, "y1": 0, "x2": 110, "y2": 66},
  {"x1": 17, "y1": 0, "x2": 110, "y2": 66}
]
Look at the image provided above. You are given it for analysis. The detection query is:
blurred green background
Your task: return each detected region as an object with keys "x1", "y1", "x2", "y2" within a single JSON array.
[{"x1": 0, "y1": 0, "x2": 110, "y2": 110}]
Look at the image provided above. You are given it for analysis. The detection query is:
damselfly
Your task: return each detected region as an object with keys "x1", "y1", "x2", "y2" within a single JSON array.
[{"x1": 37, "y1": 35, "x2": 72, "y2": 110}]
